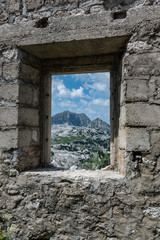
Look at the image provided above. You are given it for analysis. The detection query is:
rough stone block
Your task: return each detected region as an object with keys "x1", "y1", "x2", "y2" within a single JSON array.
[
  {"x1": 90, "y1": 5, "x2": 105, "y2": 13},
  {"x1": 117, "y1": 149, "x2": 125, "y2": 175},
  {"x1": 0, "y1": 129, "x2": 18, "y2": 149},
  {"x1": 26, "y1": 0, "x2": 43, "y2": 10},
  {"x1": 20, "y1": 63, "x2": 40, "y2": 84},
  {"x1": 18, "y1": 146, "x2": 40, "y2": 171},
  {"x1": 0, "y1": 107, "x2": 18, "y2": 126},
  {"x1": 18, "y1": 128, "x2": 39, "y2": 147},
  {"x1": 120, "y1": 81, "x2": 127, "y2": 104},
  {"x1": 19, "y1": 146, "x2": 41, "y2": 158},
  {"x1": 19, "y1": 85, "x2": 33, "y2": 105},
  {"x1": 33, "y1": 87, "x2": 39, "y2": 106},
  {"x1": 6, "y1": 0, "x2": 21, "y2": 13},
  {"x1": 18, "y1": 156, "x2": 40, "y2": 171},
  {"x1": 68, "y1": 8, "x2": 85, "y2": 17},
  {"x1": 126, "y1": 80, "x2": 148, "y2": 102},
  {"x1": 0, "y1": 84, "x2": 19, "y2": 102},
  {"x1": 32, "y1": 129, "x2": 39, "y2": 143},
  {"x1": 21, "y1": 155, "x2": 40, "y2": 170},
  {"x1": 119, "y1": 106, "x2": 126, "y2": 127},
  {"x1": 19, "y1": 108, "x2": 39, "y2": 127},
  {"x1": 54, "y1": 10, "x2": 67, "y2": 18},
  {"x1": 18, "y1": 128, "x2": 32, "y2": 147},
  {"x1": 2, "y1": 49, "x2": 18, "y2": 62},
  {"x1": 19, "y1": 85, "x2": 39, "y2": 107},
  {"x1": 80, "y1": 0, "x2": 103, "y2": 11},
  {"x1": 50, "y1": 0, "x2": 78, "y2": 8},
  {"x1": 0, "y1": 57, "x2": 3, "y2": 76},
  {"x1": 150, "y1": 130, "x2": 160, "y2": 157},
  {"x1": 68, "y1": 0, "x2": 79, "y2": 3},
  {"x1": 126, "y1": 127, "x2": 150, "y2": 151},
  {"x1": 3, "y1": 62, "x2": 19, "y2": 80},
  {"x1": 126, "y1": 103, "x2": 160, "y2": 127},
  {"x1": 155, "y1": 156, "x2": 160, "y2": 172},
  {"x1": 127, "y1": 41, "x2": 152, "y2": 53},
  {"x1": 118, "y1": 127, "x2": 126, "y2": 149},
  {"x1": 124, "y1": 53, "x2": 160, "y2": 80},
  {"x1": 149, "y1": 76, "x2": 160, "y2": 104}
]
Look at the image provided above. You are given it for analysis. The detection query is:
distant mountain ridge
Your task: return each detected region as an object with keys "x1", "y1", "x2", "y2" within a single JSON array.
[
  {"x1": 88, "y1": 118, "x2": 110, "y2": 133},
  {"x1": 51, "y1": 111, "x2": 91, "y2": 127},
  {"x1": 51, "y1": 111, "x2": 110, "y2": 131}
]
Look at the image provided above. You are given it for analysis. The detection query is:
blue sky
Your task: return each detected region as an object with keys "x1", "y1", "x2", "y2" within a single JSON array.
[{"x1": 52, "y1": 72, "x2": 110, "y2": 123}]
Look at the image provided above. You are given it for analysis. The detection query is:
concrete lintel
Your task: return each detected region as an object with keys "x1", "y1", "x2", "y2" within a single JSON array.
[
  {"x1": 0, "y1": 6, "x2": 160, "y2": 48},
  {"x1": 42, "y1": 54, "x2": 115, "y2": 74},
  {"x1": 19, "y1": 37, "x2": 128, "y2": 59}
]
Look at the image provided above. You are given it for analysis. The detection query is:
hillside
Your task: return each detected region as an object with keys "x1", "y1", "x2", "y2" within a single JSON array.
[
  {"x1": 51, "y1": 124, "x2": 110, "y2": 170},
  {"x1": 51, "y1": 111, "x2": 110, "y2": 170}
]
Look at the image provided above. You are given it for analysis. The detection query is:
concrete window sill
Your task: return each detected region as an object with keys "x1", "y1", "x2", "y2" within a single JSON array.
[{"x1": 21, "y1": 169, "x2": 124, "y2": 182}]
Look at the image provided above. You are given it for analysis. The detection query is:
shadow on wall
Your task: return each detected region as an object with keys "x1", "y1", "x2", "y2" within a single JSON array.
[{"x1": 30, "y1": 236, "x2": 50, "y2": 240}]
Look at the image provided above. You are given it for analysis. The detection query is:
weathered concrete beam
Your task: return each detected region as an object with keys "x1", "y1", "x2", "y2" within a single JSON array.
[
  {"x1": 0, "y1": 6, "x2": 160, "y2": 48},
  {"x1": 42, "y1": 54, "x2": 116, "y2": 74}
]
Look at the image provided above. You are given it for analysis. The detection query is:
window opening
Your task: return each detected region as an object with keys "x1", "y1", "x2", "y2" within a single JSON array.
[{"x1": 51, "y1": 72, "x2": 110, "y2": 170}]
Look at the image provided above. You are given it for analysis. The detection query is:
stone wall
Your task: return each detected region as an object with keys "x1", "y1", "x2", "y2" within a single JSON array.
[
  {"x1": 0, "y1": 0, "x2": 160, "y2": 239},
  {"x1": 1, "y1": 0, "x2": 159, "y2": 25},
  {"x1": 0, "y1": 48, "x2": 41, "y2": 173}
]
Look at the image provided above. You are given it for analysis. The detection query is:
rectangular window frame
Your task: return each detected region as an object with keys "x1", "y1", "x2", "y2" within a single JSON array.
[{"x1": 40, "y1": 54, "x2": 120, "y2": 171}]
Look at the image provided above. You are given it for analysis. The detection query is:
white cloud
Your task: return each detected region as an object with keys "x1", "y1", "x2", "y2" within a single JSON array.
[
  {"x1": 92, "y1": 98, "x2": 110, "y2": 106},
  {"x1": 85, "y1": 108, "x2": 96, "y2": 115},
  {"x1": 52, "y1": 79, "x2": 86, "y2": 99},
  {"x1": 59, "y1": 100, "x2": 77, "y2": 107},
  {"x1": 74, "y1": 72, "x2": 110, "y2": 84},
  {"x1": 85, "y1": 82, "x2": 108, "y2": 92},
  {"x1": 77, "y1": 106, "x2": 96, "y2": 116},
  {"x1": 56, "y1": 81, "x2": 70, "y2": 97},
  {"x1": 80, "y1": 99, "x2": 88, "y2": 105},
  {"x1": 80, "y1": 73, "x2": 110, "y2": 97},
  {"x1": 71, "y1": 87, "x2": 84, "y2": 98}
]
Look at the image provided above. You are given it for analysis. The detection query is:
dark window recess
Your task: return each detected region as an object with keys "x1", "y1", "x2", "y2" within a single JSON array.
[
  {"x1": 34, "y1": 17, "x2": 48, "y2": 28},
  {"x1": 133, "y1": 151, "x2": 142, "y2": 163},
  {"x1": 113, "y1": 10, "x2": 127, "y2": 20}
]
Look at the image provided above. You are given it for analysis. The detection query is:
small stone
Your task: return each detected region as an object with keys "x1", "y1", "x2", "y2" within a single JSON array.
[
  {"x1": 68, "y1": 8, "x2": 85, "y2": 16},
  {"x1": 54, "y1": 10, "x2": 67, "y2": 18},
  {"x1": 26, "y1": 0, "x2": 43, "y2": 11},
  {"x1": 90, "y1": 5, "x2": 105, "y2": 14},
  {"x1": 9, "y1": 169, "x2": 18, "y2": 177},
  {"x1": 70, "y1": 165, "x2": 78, "y2": 170},
  {"x1": 2, "y1": 49, "x2": 18, "y2": 62},
  {"x1": 32, "y1": 130, "x2": 38, "y2": 142}
]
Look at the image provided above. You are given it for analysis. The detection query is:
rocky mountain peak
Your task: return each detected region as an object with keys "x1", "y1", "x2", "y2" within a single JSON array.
[
  {"x1": 52, "y1": 111, "x2": 110, "y2": 133},
  {"x1": 88, "y1": 117, "x2": 110, "y2": 133},
  {"x1": 51, "y1": 111, "x2": 91, "y2": 127}
]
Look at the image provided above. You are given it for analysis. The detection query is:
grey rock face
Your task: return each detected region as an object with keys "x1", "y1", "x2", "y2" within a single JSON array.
[
  {"x1": 51, "y1": 111, "x2": 91, "y2": 127},
  {"x1": 88, "y1": 117, "x2": 110, "y2": 133},
  {"x1": 51, "y1": 124, "x2": 110, "y2": 170}
]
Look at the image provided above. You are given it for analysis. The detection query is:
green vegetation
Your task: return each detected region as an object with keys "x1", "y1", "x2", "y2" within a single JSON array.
[
  {"x1": 0, "y1": 230, "x2": 9, "y2": 240},
  {"x1": 52, "y1": 135, "x2": 86, "y2": 144},
  {"x1": 0, "y1": 216, "x2": 9, "y2": 240},
  {"x1": 0, "y1": 215, "x2": 18, "y2": 240},
  {"x1": 51, "y1": 123, "x2": 110, "y2": 170},
  {"x1": 81, "y1": 150, "x2": 110, "y2": 170}
]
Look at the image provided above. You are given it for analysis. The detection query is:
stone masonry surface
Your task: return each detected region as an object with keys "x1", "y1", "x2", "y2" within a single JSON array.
[{"x1": 0, "y1": 0, "x2": 160, "y2": 239}]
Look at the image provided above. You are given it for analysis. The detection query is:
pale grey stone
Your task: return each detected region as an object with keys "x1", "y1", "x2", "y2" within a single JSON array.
[
  {"x1": 126, "y1": 103, "x2": 160, "y2": 127},
  {"x1": 126, "y1": 127, "x2": 150, "y2": 151}
]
